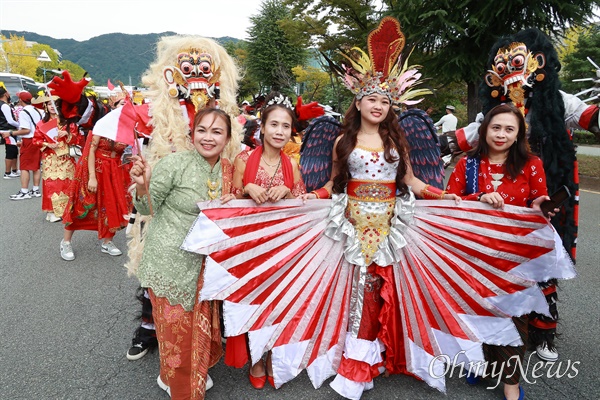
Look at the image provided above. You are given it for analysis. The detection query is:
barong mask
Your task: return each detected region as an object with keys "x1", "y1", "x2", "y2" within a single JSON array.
[
  {"x1": 163, "y1": 49, "x2": 221, "y2": 111},
  {"x1": 484, "y1": 42, "x2": 546, "y2": 116},
  {"x1": 328, "y1": 17, "x2": 431, "y2": 106}
]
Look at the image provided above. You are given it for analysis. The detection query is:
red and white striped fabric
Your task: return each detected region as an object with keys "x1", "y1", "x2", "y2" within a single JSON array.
[
  {"x1": 182, "y1": 198, "x2": 574, "y2": 394},
  {"x1": 36, "y1": 118, "x2": 58, "y2": 142}
]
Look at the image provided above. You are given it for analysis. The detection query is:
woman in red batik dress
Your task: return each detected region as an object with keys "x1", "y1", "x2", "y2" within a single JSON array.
[
  {"x1": 32, "y1": 96, "x2": 78, "y2": 222},
  {"x1": 227, "y1": 92, "x2": 306, "y2": 389},
  {"x1": 59, "y1": 130, "x2": 132, "y2": 261}
]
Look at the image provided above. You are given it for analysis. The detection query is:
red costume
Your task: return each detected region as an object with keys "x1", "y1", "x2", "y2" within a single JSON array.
[
  {"x1": 446, "y1": 156, "x2": 548, "y2": 205},
  {"x1": 33, "y1": 119, "x2": 79, "y2": 216},
  {"x1": 62, "y1": 135, "x2": 132, "y2": 239}
]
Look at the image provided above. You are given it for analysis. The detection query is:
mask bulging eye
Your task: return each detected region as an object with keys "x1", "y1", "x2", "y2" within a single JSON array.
[
  {"x1": 495, "y1": 62, "x2": 507, "y2": 75},
  {"x1": 199, "y1": 62, "x2": 212, "y2": 75},
  {"x1": 510, "y1": 55, "x2": 525, "y2": 69},
  {"x1": 180, "y1": 62, "x2": 194, "y2": 75}
]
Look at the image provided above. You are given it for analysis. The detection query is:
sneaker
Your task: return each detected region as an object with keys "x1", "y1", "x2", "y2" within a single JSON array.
[
  {"x1": 12, "y1": 170, "x2": 21, "y2": 177},
  {"x1": 536, "y1": 343, "x2": 558, "y2": 361},
  {"x1": 29, "y1": 189, "x2": 41, "y2": 198},
  {"x1": 3, "y1": 173, "x2": 17, "y2": 179},
  {"x1": 127, "y1": 342, "x2": 149, "y2": 361},
  {"x1": 126, "y1": 327, "x2": 157, "y2": 361},
  {"x1": 101, "y1": 241, "x2": 122, "y2": 256},
  {"x1": 47, "y1": 212, "x2": 62, "y2": 223},
  {"x1": 10, "y1": 190, "x2": 31, "y2": 200},
  {"x1": 157, "y1": 375, "x2": 171, "y2": 397},
  {"x1": 60, "y1": 240, "x2": 75, "y2": 261}
]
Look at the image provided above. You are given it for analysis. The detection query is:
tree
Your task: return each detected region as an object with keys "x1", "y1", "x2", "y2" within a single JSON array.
[
  {"x1": 292, "y1": 65, "x2": 330, "y2": 102},
  {"x1": 2, "y1": 35, "x2": 38, "y2": 77},
  {"x1": 561, "y1": 25, "x2": 600, "y2": 96},
  {"x1": 284, "y1": 0, "x2": 597, "y2": 121},
  {"x1": 224, "y1": 40, "x2": 260, "y2": 101},
  {"x1": 389, "y1": 0, "x2": 597, "y2": 121},
  {"x1": 246, "y1": 0, "x2": 309, "y2": 94},
  {"x1": 555, "y1": 25, "x2": 591, "y2": 63}
]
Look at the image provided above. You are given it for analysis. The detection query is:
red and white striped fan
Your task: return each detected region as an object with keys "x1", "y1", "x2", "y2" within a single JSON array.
[{"x1": 182, "y1": 198, "x2": 574, "y2": 392}]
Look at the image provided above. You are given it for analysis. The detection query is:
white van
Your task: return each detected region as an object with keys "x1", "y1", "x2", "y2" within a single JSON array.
[{"x1": 0, "y1": 72, "x2": 43, "y2": 103}]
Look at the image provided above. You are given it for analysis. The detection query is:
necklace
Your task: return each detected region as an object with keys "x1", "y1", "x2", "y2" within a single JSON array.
[
  {"x1": 487, "y1": 153, "x2": 508, "y2": 165},
  {"x1": 261, "y1": 155, "x2": 280, "y2": 167},
  {"x1": 485, "y1": 160, "x2": 505, "y2": 192},
  {"x1": 267, "y1": 157, "x2": 282, "y2": 190},
  {"x1": 360, "y1": 129, "x2": 379, "y2": 136}
]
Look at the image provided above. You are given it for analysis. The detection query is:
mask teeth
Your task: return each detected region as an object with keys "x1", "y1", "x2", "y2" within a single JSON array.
[{"x1": 189, "y1": 82, "x2": 209, "y2": 90}]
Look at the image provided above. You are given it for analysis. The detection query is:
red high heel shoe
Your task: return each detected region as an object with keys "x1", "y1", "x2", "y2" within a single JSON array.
[
  {"x1": 249, "y1": 371, "x2": 267, "y2": 389},
  {"x1": 267, "y1": 375, "x2": 275, "y2": 388}
]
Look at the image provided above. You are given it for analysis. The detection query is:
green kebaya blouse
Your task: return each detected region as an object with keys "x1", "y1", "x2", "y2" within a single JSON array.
[{"x1": 134, "y1": 150, "x2": 223, "y2": 311}]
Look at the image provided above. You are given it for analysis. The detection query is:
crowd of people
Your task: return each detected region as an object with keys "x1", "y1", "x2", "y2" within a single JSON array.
[{"x1": 1, "y1": 16, "x2": 596, "y2": 400}]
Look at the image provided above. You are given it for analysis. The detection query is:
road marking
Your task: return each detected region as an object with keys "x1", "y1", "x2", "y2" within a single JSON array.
[{"x1": 581, "y1": 189, "x2": 600, "y2": 194}]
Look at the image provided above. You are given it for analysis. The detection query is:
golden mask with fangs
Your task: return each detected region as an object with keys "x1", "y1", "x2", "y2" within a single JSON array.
[
  {"x1": 484, "y1": 42, "x2": 546, "y2": 117},
  {"x1": 162, "y1": 48, "x2": 222, "y2": 110}
]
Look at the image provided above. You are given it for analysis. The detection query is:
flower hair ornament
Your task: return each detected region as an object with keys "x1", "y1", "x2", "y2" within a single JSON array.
[
  {"x1": 326, "y1": 16, "x2": 431, "y2": 105},
  {"x1": 264, "y1": 93, "x2": 294, "y2": 110}
]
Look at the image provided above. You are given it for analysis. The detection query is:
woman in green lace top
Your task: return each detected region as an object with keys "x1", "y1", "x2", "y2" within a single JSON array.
[{"x1": 130, "y1": 108, "x2": 235, "y2": 399}]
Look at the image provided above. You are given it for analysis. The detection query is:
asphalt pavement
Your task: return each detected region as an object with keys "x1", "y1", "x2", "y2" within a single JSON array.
[{"x1": 0, "y1": 149, "x2": 598, "y2": 400}]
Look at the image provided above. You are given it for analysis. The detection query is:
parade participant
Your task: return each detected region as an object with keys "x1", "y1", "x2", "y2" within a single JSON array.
[
  {"x1": 59, "y1": 128, "x2": 132, "y2": 260},
  {"x1": 130, "y1": 108, "x2": 235, "y2": 399},
  {"x1": 32, "y1": 95, "x2": 78, "y2": 222},
  {"x1": 446, "y1": 103, "x2": 566, "y2": 400},
  {"x1": 44, "y1": 70, "x2": 127, "y2": 258},
  {"x1": 3, "y1": 91, "x2": 43, "y2": 199},
  {"x1": 453, "y1": 28, "x2": 599, "y2": 361},
  {"x1": 227, "y1": 92, "x2": 306, "y2": 389},
  {"x1": 0, "y1": 86, "x2": 20, "y2": 178},
  {"x1": 233, "y1": 92, "x2": 306, "y2": 203},
  {"x1": 181, "y1": 17, "x2": 574, "y2": 399},
  {"x1": 116, "y1": 36, "x2": 240, "y2": 388}
]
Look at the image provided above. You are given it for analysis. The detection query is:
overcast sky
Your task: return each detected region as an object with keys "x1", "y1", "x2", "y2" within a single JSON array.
[{"x1": 1, "y1": 0, "x2": 265, "y2": 41}]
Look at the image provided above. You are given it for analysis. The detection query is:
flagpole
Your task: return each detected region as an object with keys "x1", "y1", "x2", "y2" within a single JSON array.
[{"x1": 118, "y1": 81, "x2": 154, "y2": 217}]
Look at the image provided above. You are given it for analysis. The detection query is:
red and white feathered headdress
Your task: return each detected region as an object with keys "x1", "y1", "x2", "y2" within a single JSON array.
[{"x1": 332, "y1": 17, "x2": 431, "y2": 105}]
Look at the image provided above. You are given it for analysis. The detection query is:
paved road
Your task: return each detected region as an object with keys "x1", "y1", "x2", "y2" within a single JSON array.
[{"x1": 1, "y1": 152, "x2": 598, "y2": 399}]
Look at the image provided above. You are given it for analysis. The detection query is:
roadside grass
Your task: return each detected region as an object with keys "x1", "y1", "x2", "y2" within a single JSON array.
[{"x1": 578, "y1": 154, "x2": 600, "y2": 178}]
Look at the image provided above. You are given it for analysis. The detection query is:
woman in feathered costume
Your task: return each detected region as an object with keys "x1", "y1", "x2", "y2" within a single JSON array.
[{"x1": 180, "y1": 18, "x2": 574, "y2": 399}]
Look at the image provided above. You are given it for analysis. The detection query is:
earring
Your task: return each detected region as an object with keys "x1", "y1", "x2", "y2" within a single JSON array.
[{"x1": 357, "y1": 107, "x2": 361, "y2": 111}]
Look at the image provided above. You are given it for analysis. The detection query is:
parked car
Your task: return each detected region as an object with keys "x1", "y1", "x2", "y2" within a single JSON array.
[{"x1": 0, "y1": 72, "x2": 43, "y2": 103}]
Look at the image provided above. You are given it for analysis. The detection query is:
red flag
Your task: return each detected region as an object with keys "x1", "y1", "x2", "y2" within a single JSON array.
[
  {"x1": 92, "y1": 101, "x2": 137, "y2": 146},
  {"x1": 37, "y1": 118, "x2": 59, "y2": 142},
  {"x1": 107, "y1": 79, "x2": 115, "y2": 91}
]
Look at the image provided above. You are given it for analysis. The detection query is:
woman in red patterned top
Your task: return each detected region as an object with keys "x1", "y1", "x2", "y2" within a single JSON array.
[
  {"x1": 229, "y1": 92, "x2": 306, "y2": 389},
  {"x1": 447, "y1": 103, "x2": 554, "y2": 400},
  {"x1": 232, "y1": 92, "x2": 306, "y2": 202}
]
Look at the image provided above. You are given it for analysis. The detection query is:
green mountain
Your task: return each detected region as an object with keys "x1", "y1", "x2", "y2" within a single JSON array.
[{"x1": 3, "y1": 30, "x2": 241, "y2": 86}]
